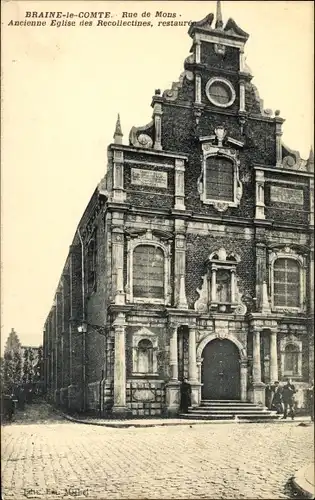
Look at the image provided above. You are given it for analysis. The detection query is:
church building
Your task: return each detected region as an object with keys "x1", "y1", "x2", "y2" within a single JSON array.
[{"x1": 43, "y1": 4, "x2": 314, "y2": 417}]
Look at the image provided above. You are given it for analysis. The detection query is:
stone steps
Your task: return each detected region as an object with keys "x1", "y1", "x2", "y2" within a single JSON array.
[{"x1": 180, "y1": 400, "x2": 280, "y2": 421}]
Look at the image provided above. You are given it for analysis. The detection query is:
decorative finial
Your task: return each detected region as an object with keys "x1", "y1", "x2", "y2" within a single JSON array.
[
  {"x1": 309, "y1": 145, "x2": 314, "y2": 162},
  {"x1": 215, "y1": 0, "x2": 223, "y2": 29},
  {"x1": 307, "y1": 145, "x2": 314, "y2": 172},
  {"x1": 113, "y1": 113, "x2": 123, "y2": 144}
]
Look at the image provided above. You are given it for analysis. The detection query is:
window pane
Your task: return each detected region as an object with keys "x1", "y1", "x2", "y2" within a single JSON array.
[
  {"x1": 205, "y1": 157, "x2": 234, "y2": 201},
  {"x1": 133, "y1": 245, "x2": 164, "y2": 299},
  {"x1": 209, "y1": 83, "x2": 230, "y2": 104},
  {"x1": 273, "y1": 258, "x2": 300, "y2": 307}
]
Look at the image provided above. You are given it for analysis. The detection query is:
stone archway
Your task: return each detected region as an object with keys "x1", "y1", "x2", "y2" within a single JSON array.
[{"x1": 197, "y1": 334, "x2": 247, "y2": 401}]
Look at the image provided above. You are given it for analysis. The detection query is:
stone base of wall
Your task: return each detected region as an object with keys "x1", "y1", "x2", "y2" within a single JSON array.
[
  {"x1": 87, "y1": 381, "x2": 101, "y2": 412},
  {"x1": 126, "y1": 379, "x2": 165, "y2": 417},
  {"x1": 54, "y1": 389, "x2": 60, "y2": 406},
  {"x1": 59, "y1": 387, "x2": 68, "y2": 409},
  {"x1": 68, "y1": 384, "x2": 82, "y2": 412}
]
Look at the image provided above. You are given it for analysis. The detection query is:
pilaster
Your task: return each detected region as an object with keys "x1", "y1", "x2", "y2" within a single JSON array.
[
  {"x1": 112, "y1": 149, "x2": 126, "y2": 203},
  {"x1": 269, "y1": 328, "x2": 278, "y2": 383},
  {"x1": 255, "y1": 242, "x2": 267, "y2": 312},
  {"x1": 111, "y1": 217, "x2": 125, "y2": 305},
  {"x1": 112, "y1": 312, "x2": 130, "y2": 415},
  {"x1": 153, "y1": 101, "x2": 163, "y2": 150},
  {"x1": 174, "y1": 221, "x2": 188, "y2": 309},
  {"x1": 195, "y1": 72, "x2": 202, "y2": 105},
  {"x1": 174, "y1": 159, "x2": 186, "y2": 211},
  {"x1": 239, "y1": 78, "x2": 246, "y2": 113},
  {"x1": 255, "y1": 169, "x2": 266, "y2": 220}
]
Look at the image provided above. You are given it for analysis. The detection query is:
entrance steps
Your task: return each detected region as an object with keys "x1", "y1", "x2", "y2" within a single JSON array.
[{"x1": 180, "y1": 400, "x2": 280, "y2": 421}]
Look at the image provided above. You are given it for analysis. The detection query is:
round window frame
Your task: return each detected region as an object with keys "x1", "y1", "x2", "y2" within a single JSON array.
[{"x1": 205, "y1": 77, "x2": 236, "y2": 108}]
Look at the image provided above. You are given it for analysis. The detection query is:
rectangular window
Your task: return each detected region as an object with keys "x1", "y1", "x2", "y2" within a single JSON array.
[
  {"x1": 205, "y1": 157, "x2": 234, "y2": 201},
  {"x1": 133, "y1": 245, "x2": 164, "y2": 299},
  {"x1": 274, "y1": 258, "x2": 300, "y2": 308}
]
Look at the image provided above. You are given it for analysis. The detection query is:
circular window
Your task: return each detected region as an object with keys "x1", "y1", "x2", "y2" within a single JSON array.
[{"x1": 205, "y1": 78, "x2": 236, "y2": 108}]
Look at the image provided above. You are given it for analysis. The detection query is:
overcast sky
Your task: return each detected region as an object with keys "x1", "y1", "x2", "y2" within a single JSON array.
[{"x1": 1, "y1": 1, "x2": 314, "y2": 350}]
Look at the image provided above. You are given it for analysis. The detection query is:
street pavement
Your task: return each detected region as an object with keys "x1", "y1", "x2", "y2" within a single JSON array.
[{"x1": 1, "y1": 402, "x2": 314, "y2": 499}]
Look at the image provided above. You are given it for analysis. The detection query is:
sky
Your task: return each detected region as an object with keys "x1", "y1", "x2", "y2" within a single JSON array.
[{"x1": 1, "y1": 0, "x2": 314, "y2": 350}]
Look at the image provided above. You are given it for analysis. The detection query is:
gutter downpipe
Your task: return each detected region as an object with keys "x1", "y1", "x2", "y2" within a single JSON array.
[{"x1": 77, "y1": 228, "x2": 86, "y2": 413}]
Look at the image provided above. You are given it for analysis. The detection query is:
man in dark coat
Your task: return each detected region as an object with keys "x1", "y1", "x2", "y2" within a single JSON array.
[
  {"x1": 270, "y1": 381, "x2": 283, "y2": 414},
  {"x1": 180, "y1": 378, "x2": 191, "y2": 413},
  {"x1": 281, "y1": 378, "x2": 296, "y2": 420}
]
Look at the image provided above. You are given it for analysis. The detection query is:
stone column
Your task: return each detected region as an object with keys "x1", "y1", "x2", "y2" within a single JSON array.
[
  {"x1": 112, "y1": 313, "x2": 129, "y2": 415},
  {"x1": 239, "y1": 47, "x2": 245, "y2": 72},
  {"x1": 188, "y1": 327, "x2": 202, "y2": 406},
  {"x1": 194, "y1": 40, "x2": 201, "y2": 64},
  {"x1": 231, "y1": 268, "x2": 236, "y2": 304},
  {"x1": 165, "y1": 324, "x2": 180, "y2": 416},
  {"x1": 250, "y1": 329, "x2": 265, "y2": 405},
  {"x1": 169, "y1": 326, "x2": 179, "y2": 381},
  {"x1": 188, "y1": 328, "x2": 198, "y2": 382},
  {"x1": 240, "y1": 360, "x2": 248, "y2": 401},
  {"x1": 174, "y1": 159, "x2": 186, "y2": 211},
  {"x1": 252, "y1": 329, "x2": 261, "y2": 384},
  {"x1": 210, "y1": 267, "x2": 217, "y2": 304},
  {"x1": 269, "y1": 329, "x2": 278, "y2": 383},
  {"x1": 255, "y1": 170, "x2": 265, "y2": 220}
]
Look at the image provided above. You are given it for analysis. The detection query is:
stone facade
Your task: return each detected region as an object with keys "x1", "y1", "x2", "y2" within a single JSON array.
[{"x1": 43, "y1": 10, "x2": 314, "y2": 416}]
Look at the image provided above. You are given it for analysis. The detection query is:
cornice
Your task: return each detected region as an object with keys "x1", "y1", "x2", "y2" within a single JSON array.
[
  {"x1": 109, "y1": 143, "x2": 188, "y2": 160},
  {"x1": 253, "y1": 164, "x2": 314, "y2": 178}
]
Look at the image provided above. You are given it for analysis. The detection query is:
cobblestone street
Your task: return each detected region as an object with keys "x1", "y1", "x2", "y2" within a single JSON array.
[{"x1": 1, "y1": 403, "x2": 314, "y2": 499}]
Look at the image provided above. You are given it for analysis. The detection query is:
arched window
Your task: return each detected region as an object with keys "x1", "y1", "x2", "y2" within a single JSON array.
[
  {"x1": 133, "y1": 245, "x2": 164, "y2": 299},
  {"x1": 205, "y1": 157, "x2": 234, "y2": 202},
  {"x1": 137, "y1": 339, "x2": 153, "y2": 373},
  {"x1": 284, "y1": 344, "x2": 299, "y2": 376},
  {"x1": 273, "y1": 258, "x2": 300, "y2": 308}
]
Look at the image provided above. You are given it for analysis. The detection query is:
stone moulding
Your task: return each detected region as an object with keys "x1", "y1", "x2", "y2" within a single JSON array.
[
  {"x1": 163, "y1": 70, "x2": 194, "y2": 102},
  {"x1": 281, "y1": 142, "x2": 307, "y2": 171},
  {"x1": 129, "y1": 120, "x2": 154, "y2": 148}
]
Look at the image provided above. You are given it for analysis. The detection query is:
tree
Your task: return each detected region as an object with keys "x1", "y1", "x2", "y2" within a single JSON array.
[
  {"x1": 3, "y1": 328, "x2": 22, "y2": 392},
  {"x1": 34, "y1": 346, "x2": 43, "y2": 383},
  {"x1": 23, "y1": 348, "x2": 32, "y2": 384}
]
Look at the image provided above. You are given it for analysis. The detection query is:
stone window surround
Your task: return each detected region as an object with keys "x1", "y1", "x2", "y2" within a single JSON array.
[
  {"x1": 268, "y1": 248, "x2": 306, "y2": 313},
  {"x1": 205, "y1": 77, "x2": 236, "y2": 108},
  {"x1": 279, "y1": 334, "x2": 303, "y2": 379},
  {"x1": 207, "y1": 249, "x2": 240, "y2": 311},
  {"x1": 199, "y1": 144, "x2": 243, "y2": 212},
  {"x1": 132, "y1": 327, "x2": 158, "y2": 376},
  {"x1": 126, "y1": 232, "x2": 172, "y2": 306}
]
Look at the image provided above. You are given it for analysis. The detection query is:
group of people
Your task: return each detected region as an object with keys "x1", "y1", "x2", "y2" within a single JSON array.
[
  {"x1": 180, "y1": 376, "x2": 314, "y2": 421},
  {"x1": 267, "y1": 378, "x2": 314, "y2": 421}
]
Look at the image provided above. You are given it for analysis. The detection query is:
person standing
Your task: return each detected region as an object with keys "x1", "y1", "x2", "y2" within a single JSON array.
[
  {"x1": 282, "y1": 378, "x2": 296, "y2": 420},
  {"x1": 271, "y1": 381, "x2": 283, "y2": 414},
  {"x1": 180, "y1": 378, "x2": 191, "y2": 414}
]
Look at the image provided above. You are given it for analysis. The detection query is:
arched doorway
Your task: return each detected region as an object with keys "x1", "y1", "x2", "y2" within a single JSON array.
[{"x1": 201, "y1": 339, "x2": 240, "y2": 400}]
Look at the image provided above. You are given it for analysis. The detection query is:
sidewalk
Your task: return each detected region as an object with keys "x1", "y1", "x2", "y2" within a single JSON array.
[
  {"x1": 62, "y1": 412, "x2": 313, "y2": 428},
  {"x1": 292, "y1": 462, "x2": 315, "y2": 499}
]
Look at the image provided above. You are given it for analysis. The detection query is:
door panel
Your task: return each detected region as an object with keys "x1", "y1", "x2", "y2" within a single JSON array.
[{"x1": 201, "y1": 339, "x2": 240, "y2": 400}]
